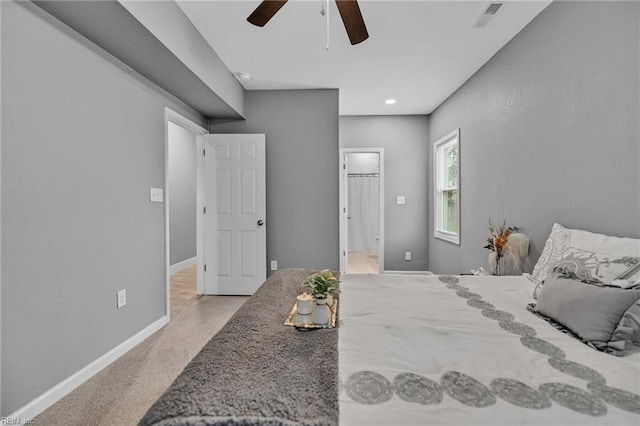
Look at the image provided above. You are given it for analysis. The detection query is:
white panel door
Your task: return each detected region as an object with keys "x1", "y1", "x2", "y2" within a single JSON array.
[{"x1": 203, "y1": 134, "x2": 266, "y2": 295}]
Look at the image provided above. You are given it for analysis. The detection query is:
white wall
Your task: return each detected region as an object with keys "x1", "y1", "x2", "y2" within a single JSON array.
[{"x1": 347, "y1": 153, "x2": 379, "y2": 174}]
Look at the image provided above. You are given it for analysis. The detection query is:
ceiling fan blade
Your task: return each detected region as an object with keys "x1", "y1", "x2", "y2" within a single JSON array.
[
  {"x1": 334, "y1": 0, "x2": 369, "y2": 45},
  {"x1": 247, "y1": 0, "x2": 288, "y2": 27}
]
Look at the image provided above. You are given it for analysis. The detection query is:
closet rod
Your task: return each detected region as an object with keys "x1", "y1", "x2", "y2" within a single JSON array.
[{"x1": 347, "y1": 173, "x2": 379, "y2": 177}]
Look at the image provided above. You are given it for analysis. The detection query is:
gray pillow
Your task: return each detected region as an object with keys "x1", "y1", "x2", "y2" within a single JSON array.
[{"x1": 535, "y1": 275, "x2": 640, "y2": 356}]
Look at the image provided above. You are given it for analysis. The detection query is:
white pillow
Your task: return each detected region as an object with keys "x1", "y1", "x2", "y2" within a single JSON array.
[
  {"x1": 531, "y1": 223, "x2": 571, "y2": 284},
  {"x1": 532, "y1": 223, "x2": 640, "y2": 285}
]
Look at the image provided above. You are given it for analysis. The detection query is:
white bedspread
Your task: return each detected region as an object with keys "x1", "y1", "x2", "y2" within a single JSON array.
[{"x1": 338, "y1": 274, "x2": 640, "y2": 425}]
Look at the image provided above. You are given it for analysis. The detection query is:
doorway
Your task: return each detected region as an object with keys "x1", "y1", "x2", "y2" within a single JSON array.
[
  {"x1": 340, "y1": 149, "x2": 384, "y2": 274},
  {"x1": 164, "y1": 108, "x2": 207, "y2": 319}
]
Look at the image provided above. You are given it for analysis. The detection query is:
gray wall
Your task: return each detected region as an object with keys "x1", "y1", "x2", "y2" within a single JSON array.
[
  {"x1": 340, "y1": 116, "x2": 430, "y2": 271},
  {"x1": 119, "y1": 0, "x2": 245, "y2": 118},
  {"x1": 1, "y1": 1, "x2": 206, "y2": 414},
  {"x1": 212, "y1": 90, "x2": 340, "y2": 274},
  {"x1": 33, "y1": 0, "x2": 244, "y2": 119},
  {"x1": 168, "y1": 122, "x2": 197, "y2": 266},
  {"x1": 428, "y1": 1, "x2": 640, "y2": 274}
]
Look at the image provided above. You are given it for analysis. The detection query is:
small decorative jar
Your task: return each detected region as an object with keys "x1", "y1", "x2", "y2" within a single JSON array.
[
  {"x1": 312, "y1": 297, "x2": 331, "y2": 325},
  {"x1": 296, "y1": 293, "x2": 314, "y2": 315}
]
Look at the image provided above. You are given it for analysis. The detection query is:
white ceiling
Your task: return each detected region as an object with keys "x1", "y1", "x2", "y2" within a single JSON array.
[{"x1": 177, "y1": 0, "x2": 551, "y2": 115}]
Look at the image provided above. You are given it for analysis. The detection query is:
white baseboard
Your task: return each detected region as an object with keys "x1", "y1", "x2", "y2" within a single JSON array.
[
  {"x1": 383, "y1": 270, "x2": 434, "y2": 275},
  {"x1": 10, "y1": 315, "x2": 169, "y2": 422},
  {"x1": 169, "y1": 256, "x2": 197, "y2": 276}
]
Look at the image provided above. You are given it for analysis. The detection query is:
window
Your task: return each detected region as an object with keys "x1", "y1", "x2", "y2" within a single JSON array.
[{"x1": 434, "y1": 129, "x2": 460, "y2": 244}]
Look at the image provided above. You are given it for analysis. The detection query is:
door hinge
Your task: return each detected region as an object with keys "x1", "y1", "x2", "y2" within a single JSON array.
[
  {"x1": 343, "y1": 163, "x2": 346, "y2": 170},
  {"x1": 204, "y1": 264, "x2": 207, "y2": 272},
  {"x1": 203, "y1": 206, "x2": 207, "y2": 214},
  {"x1": 343, "y1": 251, "x2": 346, "y2": 256},
  {"x1": 343, "y1": 207, "x2": 346, "y2": 213},
  {"x1": 203, "y1": 148, "x2": 206, "y2": 156}
]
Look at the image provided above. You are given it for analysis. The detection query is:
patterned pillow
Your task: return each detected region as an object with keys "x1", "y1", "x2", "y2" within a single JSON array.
[
  {"x1": 532, "y1": 224, "x2": 640, "y2": 286},
  {"x1": 531, "y1": 223, "x2": 571, "y2": 284},
  {"x1": 553, "y1": 247, "x2": 639, "y2": 285}
]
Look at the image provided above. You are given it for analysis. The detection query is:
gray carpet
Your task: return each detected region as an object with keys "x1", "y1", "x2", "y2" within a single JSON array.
[
  {"x1": 139, "y1": 269, "x2": 339, "y2": 426},
  {"x1": 34, "y1": 295, "x2": 248, "y2": 426}
]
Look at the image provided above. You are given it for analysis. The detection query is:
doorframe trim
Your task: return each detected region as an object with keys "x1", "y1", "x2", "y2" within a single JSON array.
[
  {"x1": 164, "y1": 108, "x2": 208, "y2": 320},
  {"x1": 339, "y1": 148, "x2": 385, "y2": 274}
]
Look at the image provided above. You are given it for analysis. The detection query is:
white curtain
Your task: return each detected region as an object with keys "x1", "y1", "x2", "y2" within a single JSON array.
[{"x1": 348, "y1": 175, "x2": 380, "y2": 253}]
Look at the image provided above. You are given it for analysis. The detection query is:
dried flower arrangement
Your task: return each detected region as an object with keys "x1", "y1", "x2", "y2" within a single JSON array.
[{"x1": 484, "y1": 220, "x2": 520, "y2": 275}]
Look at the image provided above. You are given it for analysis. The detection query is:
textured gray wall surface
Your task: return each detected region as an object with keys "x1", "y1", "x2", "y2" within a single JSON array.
[
  {"x1": 168, "y1": 122, "x2": 197, "y2": 265},
  {"x1": 340, "y1": 116, "x2": 430, "y2": 271},
  {"x1": 32, "y1": 0, "x2": 244, "y2": 119},
  {"x1": 212, "y1": 90, "x2": 340, "y2": 274},
  {"x1": 428, "y1": 1, "x2": 640, "y2": 274},
  {"x1": 1, "y1": 1, "x2": 205, "y2": 414}
]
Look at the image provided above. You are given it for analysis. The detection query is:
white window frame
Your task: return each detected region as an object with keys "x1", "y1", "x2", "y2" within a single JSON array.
[{"x1": 433, "y1": 129, "x2": 460, "y2": 245}]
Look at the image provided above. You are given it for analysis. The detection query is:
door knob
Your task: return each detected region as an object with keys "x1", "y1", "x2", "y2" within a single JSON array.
[{"x1": 257, "y1": 220, "x2": 265, "y2": 227}]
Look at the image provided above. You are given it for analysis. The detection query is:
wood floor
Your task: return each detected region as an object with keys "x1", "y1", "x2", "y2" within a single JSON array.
[
  {"x1": 346, "y1": 252, "x2": 379, "y2": 274},
  {"x1": 170, "y1": 264, "x2": 198, "y2": 315}
]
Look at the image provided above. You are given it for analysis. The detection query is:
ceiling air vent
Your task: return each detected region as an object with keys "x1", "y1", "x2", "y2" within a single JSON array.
[{"x1": 475, "y1": 3, "x2": 503, "y2": 28}]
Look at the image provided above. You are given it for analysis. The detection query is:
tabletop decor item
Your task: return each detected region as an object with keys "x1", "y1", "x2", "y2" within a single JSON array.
[
  {"x1": 302, "y1": 269, "x2": 340, "y2": 300},
  {"x1": 302, "y1": 269, "x2": 340, "y2": 325},
  {"x1": 484, "y1": 220, "x2": 518, "y2": 275},
  {"x1": 296, "y1": 293, "x2": 314, "y2": 315},
  {"x1": 284, "y1": 297, "x2": 338, "y2": 329},
  {"x1": 312, "y1": 297, "x2": 332, "y2": 325}
]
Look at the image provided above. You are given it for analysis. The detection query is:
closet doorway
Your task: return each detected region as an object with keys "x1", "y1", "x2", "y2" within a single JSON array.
[
  {"x1": 340, "y1": 149, "x2": 384, "y2": 274},
  {"x1": 164, "y1": 108, "x2": 207, "y2": 319}
]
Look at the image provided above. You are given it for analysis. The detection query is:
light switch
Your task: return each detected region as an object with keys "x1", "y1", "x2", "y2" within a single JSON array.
[
  {"x1": 117, "y1": 289, "x2": 127, "y2": 309},
  {"x1": 150, "y1": 187, "x2": 164, "y2": 203},
  {"x1": 396, "y1": 196, "x2": 406, "y2": 205}
]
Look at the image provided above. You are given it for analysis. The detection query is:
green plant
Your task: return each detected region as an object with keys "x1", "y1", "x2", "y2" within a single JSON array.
[{"x1": 302, "y1": 269, "x2": 339, "y2": 299}]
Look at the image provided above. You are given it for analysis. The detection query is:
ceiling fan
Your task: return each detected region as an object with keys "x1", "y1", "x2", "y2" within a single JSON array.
[{"x1": 247, "y1": 0, "x2": 369, "y2": 45}]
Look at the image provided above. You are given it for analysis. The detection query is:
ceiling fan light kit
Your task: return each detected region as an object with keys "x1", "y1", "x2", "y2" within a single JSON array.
[{"x1": 247, "y1": 0, "x2": 369, "y2": 46}]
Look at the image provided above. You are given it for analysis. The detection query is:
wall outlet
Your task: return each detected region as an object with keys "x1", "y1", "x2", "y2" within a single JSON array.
[
  {"x1": 117, "y1": 289, "x2": 127, "y2": 309},
  {"x1": 396, "y1": 195, "x2": 406, "y2": 205},
  {"x1": 404, "y1": 251, "x2": 412, "y2": 261},
  {"x1": 150, "y1": 187, "x2": 163, "y2": 203},
  {"x1": 270, "y1": 260, "x2": 278, "y2": 271}
]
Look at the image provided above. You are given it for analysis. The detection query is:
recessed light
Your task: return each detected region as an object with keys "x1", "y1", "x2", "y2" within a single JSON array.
[{"x1": 385, "y1": 99, "x2": 396, "y2": 105}]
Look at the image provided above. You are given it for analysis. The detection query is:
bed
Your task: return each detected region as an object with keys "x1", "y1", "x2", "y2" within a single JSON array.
[
  {"x1": 339, "y1": 273, "x2": 640, "y2": 425},
  {"x1": 141, "y1": 225, "x2": 640, "y2": 425}
]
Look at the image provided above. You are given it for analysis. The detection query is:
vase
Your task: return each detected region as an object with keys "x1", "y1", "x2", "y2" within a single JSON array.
[
  {"x1": 312, "y1": 298, "x2": 331, "y2": 325},
  {"x1": 491, "y1": 255, "x2": 505, "y2": 276}
]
